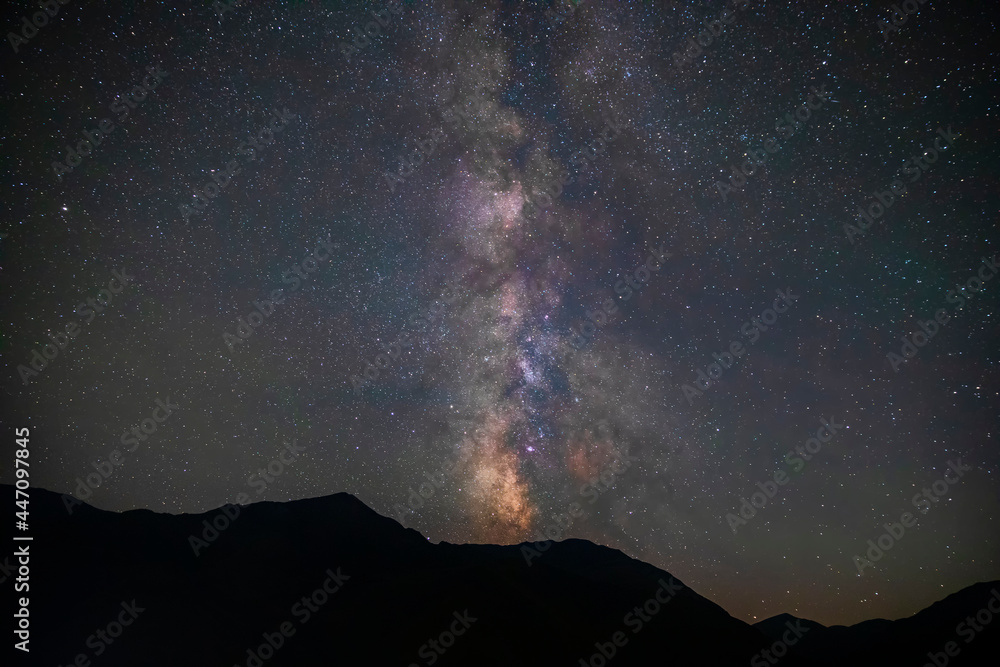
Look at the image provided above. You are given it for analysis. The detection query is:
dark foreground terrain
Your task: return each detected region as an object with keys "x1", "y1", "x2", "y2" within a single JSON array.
[{"x1": 3, "y1": 485, "x2": 997, "y2": 666}]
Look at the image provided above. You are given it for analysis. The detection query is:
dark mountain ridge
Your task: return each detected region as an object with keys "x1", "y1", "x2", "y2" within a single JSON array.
[
  {"x1": 755, "y1": 582, "x2": 1000, "y2": 667},
  {"x1": 3, "y1": 485, "x2": 996, "y2": 666}
]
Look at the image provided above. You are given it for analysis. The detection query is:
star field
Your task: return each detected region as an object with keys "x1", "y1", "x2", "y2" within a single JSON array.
[{"x1": 1, "y1": 0, "x2": 998, "y2": 627}]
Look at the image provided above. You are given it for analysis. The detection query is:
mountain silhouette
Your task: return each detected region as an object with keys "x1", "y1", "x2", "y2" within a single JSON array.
[
  {"x1": 4, "y1": 485, "x2": 996, "y2": 666},
  {"x1": 754, "y1": 582, "x2": 1000, "y2": 667}
]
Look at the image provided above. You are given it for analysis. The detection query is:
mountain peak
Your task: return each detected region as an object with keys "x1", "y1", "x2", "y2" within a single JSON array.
[{"x1": 8, "y1": 485, "x2": 998, "y2": 666}]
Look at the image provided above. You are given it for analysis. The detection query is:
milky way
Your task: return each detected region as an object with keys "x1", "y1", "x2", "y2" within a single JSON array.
[{"x1": 2, "y1": 0, "x2": 997, "y2": 627}]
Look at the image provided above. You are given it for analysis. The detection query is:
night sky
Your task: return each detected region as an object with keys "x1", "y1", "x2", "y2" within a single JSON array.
[{"x1": 2, "y1": 0, "x2": 998, "y2": 628}]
